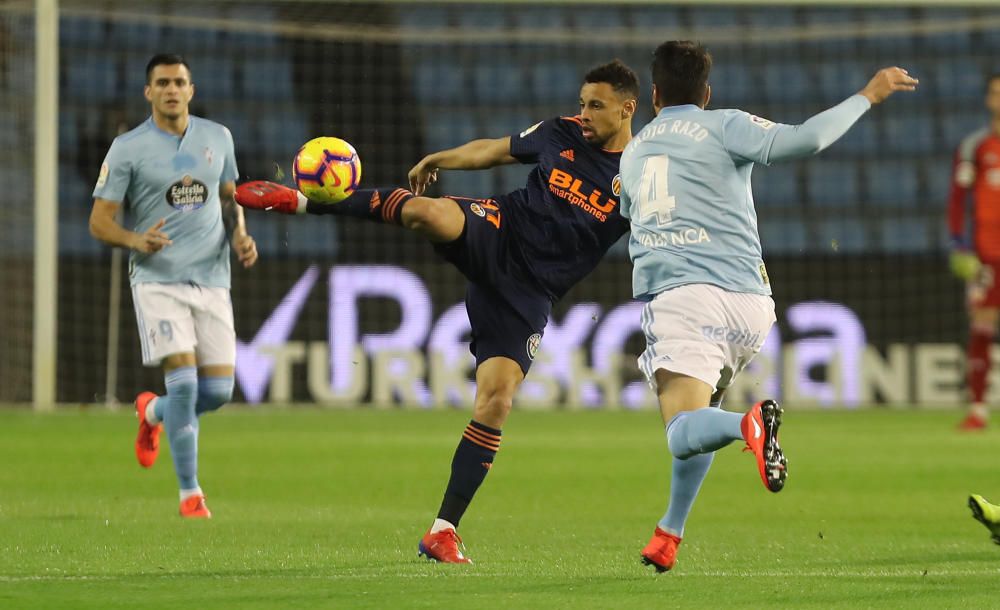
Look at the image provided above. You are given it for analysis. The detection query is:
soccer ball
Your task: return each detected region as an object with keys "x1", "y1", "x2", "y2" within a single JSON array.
[{"x1": 292, "y1": 137, "x2": 362, "y2": 204}]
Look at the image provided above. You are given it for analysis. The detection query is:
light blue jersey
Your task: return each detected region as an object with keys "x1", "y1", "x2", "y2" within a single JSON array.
[
  {"x1": 93, "y1": 116, "x2": 239, "y2": 288},
  {"x1": 620, "y1": 94, "x2": 871, "y2": 300}
]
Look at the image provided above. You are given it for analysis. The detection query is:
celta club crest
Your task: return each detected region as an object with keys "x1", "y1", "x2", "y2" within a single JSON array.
[
  {"x1": 526, "y1": 333, "x2": 542, "y2": 360},
  {"x1": 204, "y1": 147, "x2": 214, "y2": 166}
]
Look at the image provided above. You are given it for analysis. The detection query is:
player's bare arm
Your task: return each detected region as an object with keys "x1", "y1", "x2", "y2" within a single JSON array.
[
  {"x1": 408, "y1": 137, "x2": 517, "y2": 195},
  {"x1": 89, "y1": 197, "x2": 171, "y2": 253},
  {"x1": 859, "y1": 67, "x2": 918, "y2": 105},
  {"x1": 220, "y1": 181, "x2": 257, "y2": 268}
]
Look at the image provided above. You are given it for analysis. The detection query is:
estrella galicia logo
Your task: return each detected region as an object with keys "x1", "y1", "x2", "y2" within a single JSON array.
[
  {"x1": 526, "y1": 333, "x2": 542, "y2": 361},
  {"x1": 166, "y1": 175, "x2": 208, "y2": 211}
]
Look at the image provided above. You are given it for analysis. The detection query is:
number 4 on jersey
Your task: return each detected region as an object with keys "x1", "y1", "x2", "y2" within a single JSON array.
[{"x1": 637, "y1": 154, "x2": 677, "y2": 226}]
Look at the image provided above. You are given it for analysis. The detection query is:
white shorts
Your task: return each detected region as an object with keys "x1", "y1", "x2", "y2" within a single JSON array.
[
  {"x1": 131, "y1": 283, "x2": 236, "y2": 367},
  {"x1": 638, "y1": 284, "x2": 776, "y2": 391}
]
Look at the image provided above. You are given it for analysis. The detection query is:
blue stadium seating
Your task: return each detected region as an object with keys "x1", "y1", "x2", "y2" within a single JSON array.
[
  {"x1": 744, "y1": 7, "x2": 796, "y2": 31},
  {"x1": 483, "y1": 111, "x2": 533, "y2": 141},
  {"x1": 918, "y1": 8, "x2": 973, "y2": 53},
  {"x1": 531, "y1": 60, "x2": 583, "y2": 105},
  {"x1": 189, "y1": 58, "x2": 235, "y2": 101},
  {"x1": 864, "y1": 160, "x2": 920, "y2": 208},
  {"x1": 709, "y1": 62, "x2": 754, "y2": 106},
  {"x1": 396, "y1": 6, "x2": 450, "y2": 29},
  {"x1": 629, "y1": 6, "x2": 683, "y2": 31},
  {"x1": 411, "y1": 56, "x2": 467, "y2": 105},
  {"x1": 941, "y1": 111, "x2": 989, "y2": 148},
  {"x1": 58, "y1": 165, "x2": 102, "y2": 255},
  {"x1": 107, "y1": 11, "x2": 163, "y2": 51},
  {"x1": 817, "y1": 61, "x2": 870, "y2": 103},
  {"x1": 757, "y1": 218, "x2": 808, "y2": 254},
  {"x1": 161, "y1": 6, "x2": 224, "y2": 51},
  {"x1": 761, "y1": 63, "x2": 811, "y2": 104},
  {"x1": 752, "y1": 166, "x2": 802, "y2": 207},
  {"x1": 980, "y1": 14, "x2": 1000, "y2": 51},
  {"x1": 64, "y1": 52, "x2": 121, "y2": 103},
  {"x1": 0, "y1": 112, "x2": 23, "y2": 152},
  {"x1": 471, "y1": 55, "x2": 527, "y2": 105},
  {"x1": 922, "y1": 157, "x2": 953, "y2": 204},
  {"x1": 805, "y1": 160, "x2": 859, "y2": 207},
  {"x1": 573, "y1": 8, "x2": 625, "y2": 30},
  {"x1": 801, "y1": 8, "x2": 860, "y2": 53},
  {"x1": 208, "y1": 111, "x2": 251, "y2": 152},
  {"x1": 224, "y1": 5, "x2": 280, "y2": 49},
  {"x1": 241, "y1": 58, "x2": 295, "y2": 101},
  {"x1": 881, "y1": 113, "x2": 936, "y2": 156},
  {"x1": 813, "y1": 216, "x2": 869, "y2": 254},
  {"x1": 283, "y1": 218, "x2": 340, "y2": 256},
  {"x1": 60, "y1": 16, "x2": 106, "y2": 48},
  {"x1": 510, "y1": 6, "x2": 569, "y2": 30},
  {"x1": 456, "y1": 6, "x2": 509, "y2": 30},
  {"x1": 860, "y1": 9, "x2": 916, "y2": 55},
  {"x1": 423, "y1": 110, "x2": 477, "y2": 153},
  {"x1": 879, "y1": 217, "x2": 932, "y2": 253},
  {"x1": 926, "y1": 59, "x2": 989, "y2": 102},
  {"x1": 257, "y1": 114, "x2": 310, "y2": 162}
]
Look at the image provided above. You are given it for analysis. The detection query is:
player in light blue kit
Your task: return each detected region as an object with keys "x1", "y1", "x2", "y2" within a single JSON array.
[
  {"x1": 89, "y1": 54, "x2": 258, "y2": 518},
  {"x1": 620, "y1": 41, "x2": 917, "y2": 571}
]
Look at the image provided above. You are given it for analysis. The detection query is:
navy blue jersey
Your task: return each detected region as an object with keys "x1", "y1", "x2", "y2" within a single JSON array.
[{"x1": 501, "y1": 116, "x2": 629, "y2": 300}]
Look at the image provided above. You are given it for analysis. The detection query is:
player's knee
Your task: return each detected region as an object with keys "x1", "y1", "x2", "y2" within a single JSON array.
[
  {"x1": 474, "y1": 386, "x2": 515, "y2": 421},
  {"x1": 196, "y1": 378, "x2": 234, "y2": 416}
]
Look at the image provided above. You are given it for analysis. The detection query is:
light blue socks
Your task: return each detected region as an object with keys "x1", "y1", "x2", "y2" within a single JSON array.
[
  {"x1": 161, "y1": 367, "x2": 199, "y2": 491},
  {"x1": 665, "y1": 408, "x2": 743, "y2": 460},
  {"x1": 659, "y1": 452, "x2": 714, "y2": 537},
  {"x1": 195, "y1": 376, "x2": 234, "y2": 416}
]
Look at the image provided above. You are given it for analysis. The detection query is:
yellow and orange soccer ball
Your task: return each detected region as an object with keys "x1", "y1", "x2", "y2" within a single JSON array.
[{"x1": 292, "y1": 136, "x2": 362, "y2": 204}]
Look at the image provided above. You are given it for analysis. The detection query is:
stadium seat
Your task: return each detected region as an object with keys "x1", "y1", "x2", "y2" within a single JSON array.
[
  {"x1": 918, "y1": 8, "x2": 973, "y2": 53},
  {"x1": 817, "y1": 60, "x2": 870, "y2": 103},
  {"x1": 813, "y1": 216, "x2": 869, "y2": 254},
  {"x1": 881, "y1": 113, "x2": 936, "y2": 156},
  {"x1": 257, "y1": 114, "x2": 311, "y2": 162},
  {"x1": 532, "y1": 60, "x2": 584, "y2": 106},
  {"x1": 757, "y1": 217, "x2": 808, "y2": 254},
  {"x1": 926, "y1": 59, "x2": 989, "y2": 102},
  {"x1": 456, "y1": 6, "x2": 509, "y2": 30},
  {"x1": 805, "y1": 160, "x2": 859, "y2": 207},
  {"x1": 162, "y1": 6, "x2": 224, "y2": 51},
  {"x1": 423, "y1": 110, "x2": 477, "y2": 153},
  {"x1": 241, "y1": 58, "x2": 295, "y2": 101},
  {"x1": 745, "y1": 7, "x2": 796, "y2": 31},
  {"x1": 708, "y1": 62, "x2": 753, "y2": 107},
  {"x1": 941, "y1": 111, "x2": 988, "y2": 148},
  {"x1": 396, "y1": 6, "x2": 450, "y2": 29},
  {"x1": 752, "y1": 165, "x2": 803, "y2": 207},
  {"x1": 471, "y1": 55, "x2": 527, "y2": 105},
  {"x1": 411, "y1": 55, "x2": 467, "y2": 105},
  {"x1": 63, "y1": 52, "x2": 121, "y2": 103},
  {"x1": 573, "y1": 8, "x2": 625, "y2": 30},
  {"x1": 689, "y1": 6, "x2": 742, "y2": 31},
  {"x1": 864, "y1": 160, "x2": 920, "y2": 208},
  {"x1": 60, "y1": 16, "x2": 107, "y2": 48},
  {"x1": 922, "y1": 157, "x2": 952, "y2": 205},
  {"x1": 107, "y1": 11, "x2": 163, "y2": 51},
  {"x1": 224, "y1": 5, "x2": 280, "y2": 49},
  {"x1": 189, "y1": 58, "x2": 235, "y2": 101},
  {"x1": 629, "y1": 6, "x2": 683, "y2": 31},
  {"x1": 761, "y1": 62, "x2": 811, "y2": 104},
  {"x1": 801, "y1": 8, "x2": 859, "y2": 54},
  {"x1": 879, "y1": 216, "x2": 932, "y2": 253},
  {"x1": 859, "y1": 9, "x2": 916, "y2": 56},
  {"x1": 510, "y1": 6, "x2": 569, "y2": 31}
]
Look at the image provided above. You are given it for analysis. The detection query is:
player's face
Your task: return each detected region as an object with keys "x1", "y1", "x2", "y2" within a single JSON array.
[
  {"x1": 578, "y1": 82, "x2": 634, "y2": 146},
  {"x1": 987, "y1": 78, "x2": 1000, "y2": 119},
  {"x1": 144, "y1": 64, "x2": 194, "y2": 121}
]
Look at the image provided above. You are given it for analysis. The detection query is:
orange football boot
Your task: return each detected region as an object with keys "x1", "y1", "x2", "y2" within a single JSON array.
[
  {"x1": 418, "y1": 528, "x2": 472, "y2": 563},
  {"x1": 957, "y1": 413, "x2": 987, "y2": 431},
  {"x1": 134, "y1": 391, "x2": 161, "y2": 468},
  {"x1": 741, "y1": 399, "x2": 788, "y2": 492},
  {"x1": 179, "y1": 494, "x2": 212, "y2": 519},
  {"x1": 641, "y1": 527, "x2": 682, "y2": 573}
]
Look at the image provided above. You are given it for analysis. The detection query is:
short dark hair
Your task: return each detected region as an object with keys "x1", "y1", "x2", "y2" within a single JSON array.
[
  {"x1": 583, "y1": 59, "x2": 640, "y2": 101},
  {"x1": 651, "y1": 41, "x2": 712, "y2": 107},
  {"x1": 145, "y1": 53, "x2": 191, "y2": 84}
]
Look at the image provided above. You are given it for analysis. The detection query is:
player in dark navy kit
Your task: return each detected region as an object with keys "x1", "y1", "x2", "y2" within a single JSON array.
[{"x1": 235, "y1": 60, "x2": 638, "y2": 563}]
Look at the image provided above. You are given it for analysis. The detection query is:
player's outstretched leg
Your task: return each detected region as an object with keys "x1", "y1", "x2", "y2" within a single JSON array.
[
  {"x1": 740, "y1": 400, "x2": 787, "y2": 493},
  {"x1": 235, "y1": 180, "x2": 413, "y2": 223},
  {"x1": 969, "y1": 494, "x2": 1000, "y2": 545},
  {"x1": 134, "y1": 391, "x2": 162, "y2": 468}
]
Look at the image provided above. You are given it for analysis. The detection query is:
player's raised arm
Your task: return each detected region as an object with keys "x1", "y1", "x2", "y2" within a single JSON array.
[
  {"x1": 734, "y1": 67, "x2": 919, "y2": 165},
  {"x1": 408, "y1": 137, "x2": 517, "y2": 195}
]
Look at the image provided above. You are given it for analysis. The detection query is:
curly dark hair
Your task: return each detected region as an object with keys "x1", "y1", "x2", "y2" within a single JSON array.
[{"x1": 583, "y1": 59, "x2": 640, "y2": 101}]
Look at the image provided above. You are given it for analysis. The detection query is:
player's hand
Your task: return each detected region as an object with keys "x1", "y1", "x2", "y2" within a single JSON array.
[
  {"x1": 232, "y1": 230, "x2": 258, "y2": 268},
  {"x1": 859, "y1": 67, "x2": 918, "y2": 105},
  {"x1": 131, "y1": 218, "x2": 171, "y2": 253},
  {"x1": 950, "y1": 250, "x2": 981, "y2": 281},
  {"x1": 408, "y1": 157, "x2": 439, "y2": 196},
  {"x1": 235, "y1": 181, "x2": 304, "y2": 215}
]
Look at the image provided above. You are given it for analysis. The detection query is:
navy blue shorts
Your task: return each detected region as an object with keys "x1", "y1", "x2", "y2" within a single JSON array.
[{"x1": 434, "y1": 196, "x2": 552, "y2": 374}]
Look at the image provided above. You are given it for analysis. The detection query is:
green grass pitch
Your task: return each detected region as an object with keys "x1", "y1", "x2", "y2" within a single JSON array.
[{"x1": 2, "y1": 407, "x2": 999, "y2": 608}]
